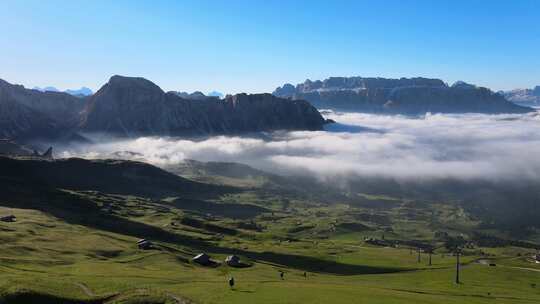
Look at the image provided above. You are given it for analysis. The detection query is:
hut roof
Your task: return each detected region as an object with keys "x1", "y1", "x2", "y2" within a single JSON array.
[
  {"x1": 193, "y1": 253, "x2": 210, "y2": 261},
  {"x1": 0, "y1": 215, "x2": 16, "y2": 222},
  {"x1": 225, "y1": 255, "x2": 240, "y2": 262}
]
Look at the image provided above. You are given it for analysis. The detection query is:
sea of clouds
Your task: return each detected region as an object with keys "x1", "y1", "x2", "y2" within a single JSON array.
[{"x1": 59, "y1": 110, "x2": 540, "y2": 181}]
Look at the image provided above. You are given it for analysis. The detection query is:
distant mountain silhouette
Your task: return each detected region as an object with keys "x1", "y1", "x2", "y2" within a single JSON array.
[
  {"x1": 34, "y1": 86, "x2": 93, "y2": 97},
  {"x1": 170, "y1": 90, "x2": 218, "y2": 101},
  {"x1": 207, "y1": 91, "x2": 224, "y2": 98},
  {"x1": 65, "y1": 87, "x2": 93, "y2": 97},
  {"x1": 502, "y1": 86, "x2": 540, "y2": 106},
  {"x1": 274, "y1": 76, "x2": 533, "y2": 114},
  {"x1": 33, "y1": 86, "x2": 60, "y2": 92}
]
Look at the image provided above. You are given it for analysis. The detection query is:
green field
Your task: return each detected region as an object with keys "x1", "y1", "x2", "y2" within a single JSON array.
[{"x1": 1, "y1": 158, "x2": 539, "y2": 303}]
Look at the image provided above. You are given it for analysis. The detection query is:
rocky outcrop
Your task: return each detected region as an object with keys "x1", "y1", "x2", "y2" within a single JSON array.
[
  {"x1": 274, "y1": 77, "x2": 533, "y2": 114},
  {"x1": 80, "y1": 75, "x2": 327, "y2": 137},
  {"x1": 503, "y1": 86, "x2": 540, "y2": 106}
]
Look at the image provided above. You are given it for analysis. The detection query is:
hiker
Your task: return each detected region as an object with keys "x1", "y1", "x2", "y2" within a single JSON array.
[
  {"x1": 229, "y1": 277, "x2": 235, "y2": 289},
  {"x1": 303, "y1": 271, "x2": 307, "y2": 278},
  {"x1": 280, "y1": 271, "x2": 284, "y2": 280}
]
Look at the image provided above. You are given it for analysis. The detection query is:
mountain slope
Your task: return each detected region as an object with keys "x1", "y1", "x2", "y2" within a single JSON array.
[
  {"x1": 274, "y1": 77, "x2": 533, "y2": 114},
  {"x1": 0, "y1": 79, "x2": 85, "y2": 124},
  {"x1": 0, "y1": 90, "x2": 61, "y2": 141},
  {"x1": 80, "y1": 75, "x2": 327, "y2": 136},
  {"x1": 0, "y1": 156, "x2": 229, "y2": 198}
]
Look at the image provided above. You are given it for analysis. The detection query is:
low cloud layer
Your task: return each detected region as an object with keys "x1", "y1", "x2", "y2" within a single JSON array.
[{"x1": 59, "y1": 110, "x2": 540, "y2": 181}]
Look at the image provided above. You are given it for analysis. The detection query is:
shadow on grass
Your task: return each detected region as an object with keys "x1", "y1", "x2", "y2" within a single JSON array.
[
  {"x1": 0, "y1": 291, "x2": 108, "y2": 304},
  {"x1": 0, "y1": 179, "x2": 404, "y2": 276},
  {"x1": 167, "y1": 198, "x2": 269, "y2": 220}
]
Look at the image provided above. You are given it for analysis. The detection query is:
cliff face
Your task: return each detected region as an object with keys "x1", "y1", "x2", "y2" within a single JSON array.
[
  {"x1": 218, "y1": 93, "x2": 326, "y2": 132},
  {"x1": 274, "y1": 77, "x2": 533, "y2": 114},
  {"x1": 80, "y1": 75, "x2": 326, "y2": 137}
]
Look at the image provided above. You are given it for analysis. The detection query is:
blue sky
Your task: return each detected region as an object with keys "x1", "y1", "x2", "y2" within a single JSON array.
[{"x1": 1, "y1": 0, "x2": 538, "y2": 94}]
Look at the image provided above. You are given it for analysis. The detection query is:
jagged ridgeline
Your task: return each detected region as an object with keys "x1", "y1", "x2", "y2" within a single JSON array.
[
  {"x1": 503, "y1": 85, "x2": 540, "y2": 106},
  {"x1": 79, "y1": 76, "x2": 328, "y2": 136},
  {"x1": 273, "y1": 76, "x2": 533, "y2": 114},
  {"x1": 0, "y1": 76, "x2": 328, "y2": 142}
]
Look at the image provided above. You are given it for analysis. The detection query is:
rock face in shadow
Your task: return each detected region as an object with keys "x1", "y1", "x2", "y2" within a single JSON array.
[
  {"x1": 274, "y1": 77, "x2": 533, "y2": 114},
  {"x1": 0, "y1": 92, "x2": 56, "y2": 140},
  {"x1": 0, "y1": 139, "x2": 36, "y2": 156},
  {"x1": 80, "y1": 75, "x2": 326, "y2": 137},
  {"x1": 0, "y1": 156, "x2": 229, "y2": 198},
  {"x1": 0, "y1": 79, "x2": 85, "y2": 124},
  {"x1": 1, "y1": 75, "x2": 328, "y2": 142},
  {"x1": 0, "y1": 79, "x2": 86, "y2": 142}
]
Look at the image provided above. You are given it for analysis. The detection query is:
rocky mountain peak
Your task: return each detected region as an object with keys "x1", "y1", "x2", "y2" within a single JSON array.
[
  {"x1": 105, "y1": 75, "x2": 164, "y2": 94},
  {"x1": 451, "y1": 81, "x2": 476, "y2": 89},
  {"x1": 503, "y1": 85, "x2": 540, "y2": 106},
  {"x1": 274, "y1": 76, "x2": 532, "y2": 114},
  {"x1": 80, "y1": 77, "x2": 326, "y2": 136}
]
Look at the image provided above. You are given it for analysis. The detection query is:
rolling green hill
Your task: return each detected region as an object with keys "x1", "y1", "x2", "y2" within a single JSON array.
[{"x1": 0, "y1": 157, "x2": 539, "y2": 303}]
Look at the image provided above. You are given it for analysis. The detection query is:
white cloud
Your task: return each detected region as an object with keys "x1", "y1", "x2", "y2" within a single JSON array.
[{"x1": 59, "y1": 110, "x2": 540, "y2": 181}]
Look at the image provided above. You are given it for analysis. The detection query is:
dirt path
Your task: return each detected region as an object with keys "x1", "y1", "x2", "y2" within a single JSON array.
[
  {"x1": 166, "y1": 292, "x2": 193, "y2": 304},
  {"x1": 74, "y1": 282, "x2": 96, "y2": 297},
  {"x1": 508, "y1": 266, "x2": 540, "y2": 273}
]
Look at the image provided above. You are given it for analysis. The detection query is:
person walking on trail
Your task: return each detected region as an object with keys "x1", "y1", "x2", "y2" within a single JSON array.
[
  {"x1": 280, "y1": 271, "x2": 284, "y2": 280},
  {"x1": 229, "y1": 277, "x2": 235, "y2": 289}
]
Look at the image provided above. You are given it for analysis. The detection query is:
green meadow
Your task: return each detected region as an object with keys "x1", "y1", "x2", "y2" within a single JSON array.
[{"x1": 0, "y1": 159, "x2": 539, "y2": 303}]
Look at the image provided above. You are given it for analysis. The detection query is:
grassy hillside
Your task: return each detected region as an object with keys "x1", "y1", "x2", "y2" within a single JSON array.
[{"x1": 0, "y1": 157, "x2": 539, "y2": 303}]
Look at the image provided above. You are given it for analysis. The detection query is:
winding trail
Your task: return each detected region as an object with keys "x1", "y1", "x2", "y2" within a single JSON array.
[
  {"x1": 508, "y1": 266, "x2": 540, "y2": 273},
  {"x1": 74, "y1": 282, "x2": 96, "y2": 297},
  {"x1": 167, "y1": 292, "x2": 192, "y2": 304}
]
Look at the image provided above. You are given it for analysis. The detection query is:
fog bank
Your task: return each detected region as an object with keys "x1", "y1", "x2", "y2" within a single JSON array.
[{"x1": 59, "y1": 110, "x2": 540, "y2": 181}]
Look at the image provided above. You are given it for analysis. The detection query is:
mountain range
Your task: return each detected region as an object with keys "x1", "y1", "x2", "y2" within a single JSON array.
[
  {"x1": 0, "y1": 76, "x2": 327, "y2": 142},
  {"x1": 502, "y1": 86, "x2": 540, "y2": 106},
  {"x1": 33, "y1": 86, "x2": 94, "y2": 97},
  {"x1": 274, "y1": 77, "x2": 533, "y2": 114},
  {"x1": 79, "y1": 75, "x2": 327, "y2": 137},
  {"x1": 2, "y1": 75, "x2": 536, "y2": 144},
  {"x1": 171, "y1": 91, "x2": 220, "y2": 101}
]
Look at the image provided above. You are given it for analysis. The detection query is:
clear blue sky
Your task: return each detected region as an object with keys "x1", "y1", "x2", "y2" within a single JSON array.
[{"x1": 1, "y1": 0, "x2": 539, "y2": 94}]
